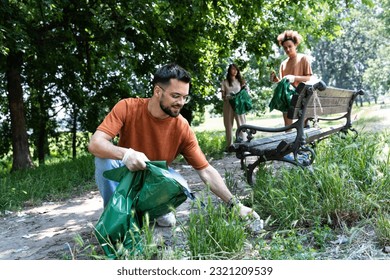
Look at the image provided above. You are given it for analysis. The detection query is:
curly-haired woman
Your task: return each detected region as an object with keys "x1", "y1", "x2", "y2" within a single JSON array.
[{"x1": 271, "y1": 30, "x2": 313, "y2": 126}]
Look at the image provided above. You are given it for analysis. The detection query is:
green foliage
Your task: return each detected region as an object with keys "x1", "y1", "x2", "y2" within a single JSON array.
[
  {"x1": 311, "y1": 222, "x2": 335, "y2": 250},
  {"x1": 1, "y1": 0, "x2": 347, "y2": 169},
  {"x1": 375, "y1": 212, "x2": 390, "y2": 246},
  {"x1": 96, "y1": 214, "x2": 173, "y2": 260},
  {"x1": 252, "y1": 130, "x2": 390, "y2": 229},
  {"x1": 257, "y1": 230, "x2": 317, "y2": 260},
  {"x1": 195, "y1": 130, "x2": 226, "y2": 159},
  {"x1": 363, "y1": 43, "x2": 390, "y2": 102},
  {"x1": 62, "y1": 234, "x2": 102, "y2": 260},
  {"x1": 311, "y1": 0, "x2": 389, "y2": 103},
  {"x1": 47, "y1": 132, "x2": 91, "y2": 159},
  {"x1": 182, "y1": 196, "x2": 247, "y2": 259},
  {"x1": 0, "y1": 155, "x2": 95, "y2": 213}
]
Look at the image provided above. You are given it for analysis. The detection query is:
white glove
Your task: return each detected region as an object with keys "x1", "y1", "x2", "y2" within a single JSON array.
[
  {"x1": 237, "y1": 203, "x2": 264, "y2": 234},
  {"x1": 237, "y1": 203, "x2": 260, "y2": 220},
  {"x1": 228, "y1": 197, "x2": 264, "y2": 233},
  {"x1": 122, "y1": 148, "x2": 149, "y2": 171},
  {"x1": 285, "y1": 75, "x2": 295, "y2": 83}
]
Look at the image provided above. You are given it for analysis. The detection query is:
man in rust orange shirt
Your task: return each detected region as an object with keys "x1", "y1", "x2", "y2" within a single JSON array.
[{"x1": 88, "y1": 63, "x2": 263, "y2": 229}]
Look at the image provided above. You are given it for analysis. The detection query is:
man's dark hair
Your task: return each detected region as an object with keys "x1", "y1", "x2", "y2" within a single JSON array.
[{"x1": 152, "y1": 63, "x2": 191, "y2": 86}]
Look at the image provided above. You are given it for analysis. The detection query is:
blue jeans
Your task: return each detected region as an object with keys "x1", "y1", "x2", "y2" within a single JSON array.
[{"x1": 94, "y1": 157, "x2": 123, "y2": 207}]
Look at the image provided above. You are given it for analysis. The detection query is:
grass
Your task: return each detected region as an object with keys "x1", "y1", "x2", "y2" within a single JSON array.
[
  {"x1": 252, "y1": 131, "x2": 389, "y2": 229},
  {"x1": 376, "y1": 212, "x2": 390, "y2": 247},
  {"x1": 0, "y1": 155, "x2": 95, "y2": 212},
  {"x1": 181, "y1": 196, "x2": 248, "y2": 260}
]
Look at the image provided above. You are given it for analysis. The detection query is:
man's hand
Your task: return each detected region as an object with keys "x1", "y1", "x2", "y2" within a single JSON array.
[
  {"x1": 237, "y1": 203, "x2": 260, "y2": 220},
  {"x1": 237, "y1": 203, "x2": 264, "y2": 233},
  {"x1": 285, "y1": 75, "x2": 295, "y2": 83},
  {"x1": 122, "y1": 148, "x2": 149, "y2": 171}
]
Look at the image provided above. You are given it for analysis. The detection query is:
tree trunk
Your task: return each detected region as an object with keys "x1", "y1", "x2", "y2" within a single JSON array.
[
  {"x1": 6, "y1": 51, "x2": 34, "y2": 171},
  {"x1": 37, "y1": 89, "x2": 47, "y2": 164},
  {"x1": 72, "y1": 104, "x2": 78, "y2": 159}
]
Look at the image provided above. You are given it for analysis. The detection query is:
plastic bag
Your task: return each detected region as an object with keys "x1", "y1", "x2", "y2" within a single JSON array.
[
  {"x1": 135, "y1": 165, "x2": 188, "y2": 220},
  {"x1": 94, "y1": 161, "x2": 190, "y2": 259},
  {"x1": 269, "y1": 78, "x2": 297, "y2": 112},
  {"x1": 229, "y1": 87, "x2": 252, "y2": 115}
]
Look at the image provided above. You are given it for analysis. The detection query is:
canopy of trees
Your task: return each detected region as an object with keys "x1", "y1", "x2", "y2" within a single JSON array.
[{"x1": 0, "y1": 0, "x2": 388, "y2": 172}]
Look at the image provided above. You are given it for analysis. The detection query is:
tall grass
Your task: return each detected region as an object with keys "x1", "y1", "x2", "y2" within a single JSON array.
[
  {"x1": 181, "y1": 196, "x2": 248, "y2": 259},
  {"x1": 0, "y1": 155, "x2": 95, "y2": 213},
  {"x1": 252, "y1": 131, "x2": 390, "y2": 231},
  {"x1": 375, "y1": 212, "x2": 390, "y2": 246}
]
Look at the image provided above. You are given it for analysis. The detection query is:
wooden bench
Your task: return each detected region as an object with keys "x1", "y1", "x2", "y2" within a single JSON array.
[{"x1": 230, "y1": 81, "x2": 364, "y2": 185}]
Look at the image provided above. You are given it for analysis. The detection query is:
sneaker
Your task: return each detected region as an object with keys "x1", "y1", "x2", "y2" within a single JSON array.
[
  {"x1": 156, "y1": 212, "x2": 176, "y2": 227},
  {"x1": 283, "y1": 153, "x2": 294, "y2": 161},
  {"x1": 297, "y1": 153, "x2": 310, "y2": 165}
]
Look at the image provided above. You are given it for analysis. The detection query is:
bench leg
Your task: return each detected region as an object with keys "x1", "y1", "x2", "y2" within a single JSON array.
[
  {"x1": 278, "y1": 146, "x2": 316, "y2": 167},
  {"x1": 340, "y1": 127, "x2": 359, "y2": 139},
  {"x1": 240, "y1": 147, "x2": 316, "y2": 185},
  {"x1": 246, "y1": 158, "x2": 262, "y2": 186},
  {"x1": 297, "y1": 146, "x2": 316, "y2": 167}
]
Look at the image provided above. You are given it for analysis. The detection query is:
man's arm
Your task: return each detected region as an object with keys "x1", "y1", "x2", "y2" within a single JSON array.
[
  {"x1": 88, "y1": 130, "x2": 126, "y2": 160},
  {"x1": 196, "y1": 165, "x2": 260, "y2": 220},
  {"x1": 88, "y1": 130, "x2": 149, "y2": 170}
]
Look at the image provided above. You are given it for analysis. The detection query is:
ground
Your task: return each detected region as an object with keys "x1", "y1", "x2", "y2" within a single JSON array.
[{"x1": 1, "y1": 104, "x2": 389, "y2": 260}]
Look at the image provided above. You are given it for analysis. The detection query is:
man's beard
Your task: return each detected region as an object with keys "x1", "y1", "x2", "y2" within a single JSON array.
[{"x1": 160, "y1": 101, "x2": 182, "y2": 117}]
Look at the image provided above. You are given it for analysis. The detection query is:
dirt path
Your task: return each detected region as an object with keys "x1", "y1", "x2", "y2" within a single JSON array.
[{"x1": 1, "y1": 104, "x2": 389, "y2": 260}]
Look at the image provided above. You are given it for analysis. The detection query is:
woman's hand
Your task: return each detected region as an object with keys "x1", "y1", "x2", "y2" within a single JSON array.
[
  {"x1": 270, "y1": 71, "x2": 279, "y2": 83},
  {"x1": 285, "y1": 75, "x2": 295, "y2": 83}
]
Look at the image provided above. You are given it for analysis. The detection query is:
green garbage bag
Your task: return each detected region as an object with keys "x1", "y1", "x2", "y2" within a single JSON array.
[
  {"x1": 229, "y1": 87, "x2": 253, "y2": 115},
  {"x1": 94, "y1": 161, "x2": 190, "y2": 259},
  {"x1": 135, "y1": 164, "x2": 188, "y2": 220},
  {"x1": 269, "y1": 78, "x2": 297, "y2": 112}
]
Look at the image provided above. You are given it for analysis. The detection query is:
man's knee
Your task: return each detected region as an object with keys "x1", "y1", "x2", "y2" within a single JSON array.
[{"x1": 94, "y1": 157, "x2": 123, "y2": 207}]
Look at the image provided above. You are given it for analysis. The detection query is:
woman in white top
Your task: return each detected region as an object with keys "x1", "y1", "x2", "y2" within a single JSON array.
[{"x1": 220, "y1": 64, "x2": 247, "y2": 151}]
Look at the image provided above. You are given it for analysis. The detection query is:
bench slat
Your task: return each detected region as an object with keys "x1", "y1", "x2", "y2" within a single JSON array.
[
  {"x1": 243, "y1": 131, "x2": 295, "y2": 146},
  {"x1": 305, "y1": 126, "x2": 344, "y2": 143},
  {"x1": 289, "y1": 88, "x2": 354, "y2": 119},
  {"x1": 244, "y1": 126, "x2": 344, "y2": 156},
  {"x1": 307, "y1": 96, "x2": 353, "y2": 107},
  {"x1": 305, "y1": 105, "x2": 350, "y2": 118},
  {"x1": 247, "y1": 133, "x2": 295, "y2": 149},
  {"x1": 314, "y1": 87, "x2": 354, "y2": 98},
  {"x1": 246, "y1": 125, "x2": 344, "y2": 156}
]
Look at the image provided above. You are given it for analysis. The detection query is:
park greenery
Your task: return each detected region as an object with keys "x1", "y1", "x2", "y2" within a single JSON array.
[
  {"x1": 77, "y1": 125, "x2": 390, "y2": 260},
  {"x1": 0, "y1": 0, "x2": 389, "y2": 171},
  {"x1": 0, "y1": 0, "x2": 389, "y2": 260},
  {"x1": 2, "y1": 116, "x2": 388, "y2": 259}
]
